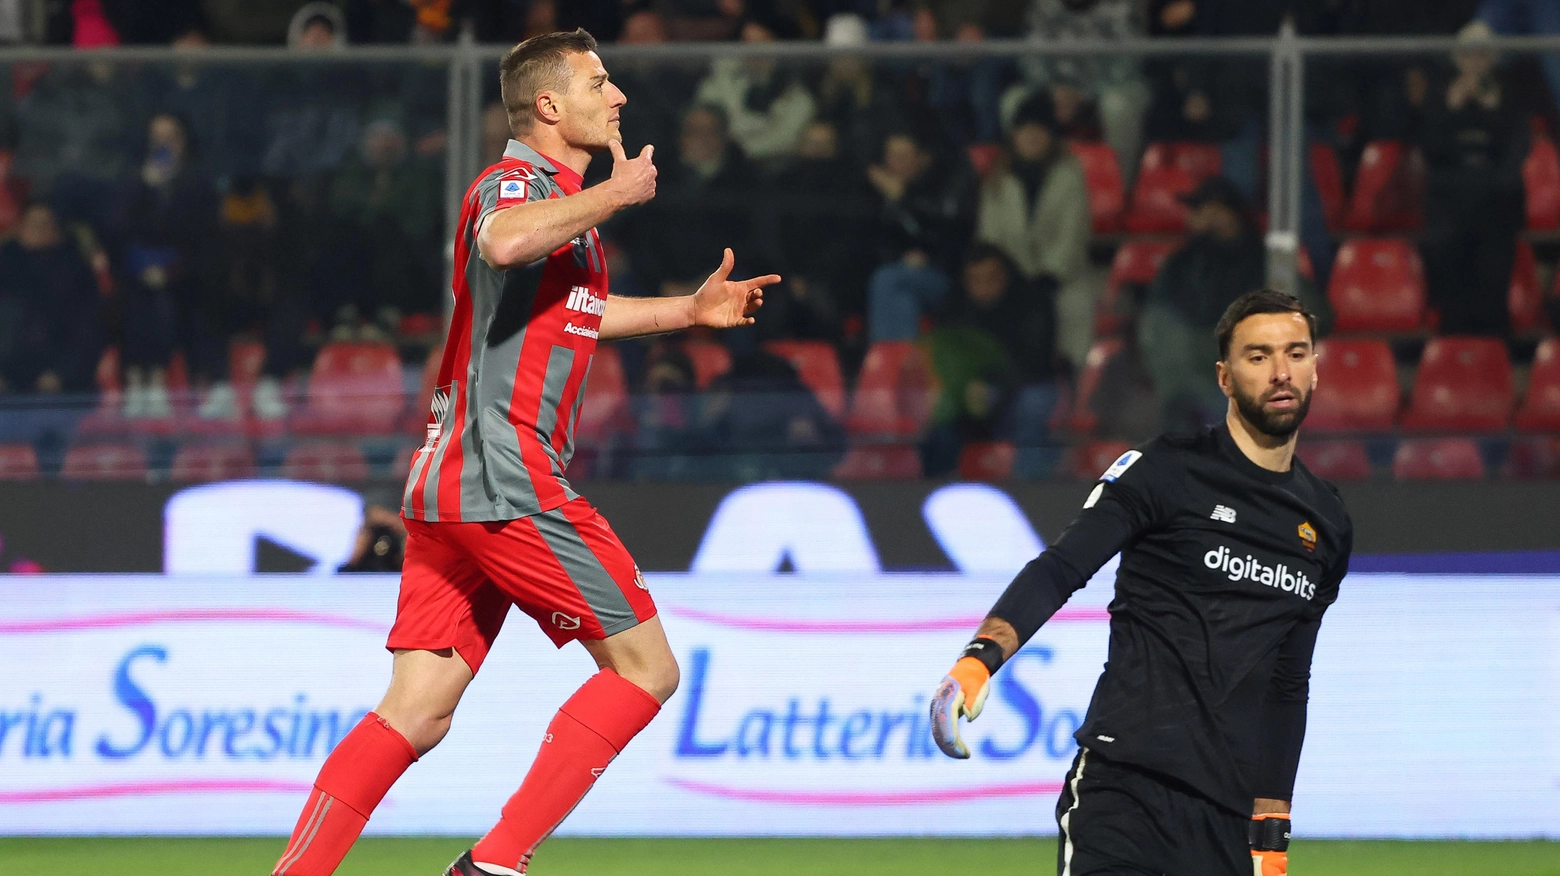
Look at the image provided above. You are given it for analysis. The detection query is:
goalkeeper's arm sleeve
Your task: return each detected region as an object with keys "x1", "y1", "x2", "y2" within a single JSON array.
[
  {"x1": 989, "y1": 473, "x2": 1163, "y2": 647},
  {"x1": 1253, "y1": 614, "x2": 1323, "y2": 801}
]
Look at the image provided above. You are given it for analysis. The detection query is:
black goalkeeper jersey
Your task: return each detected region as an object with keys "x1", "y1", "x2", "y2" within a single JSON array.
[{"x1": 993, "y1": 425, "x2": 1353, "y2": 815}]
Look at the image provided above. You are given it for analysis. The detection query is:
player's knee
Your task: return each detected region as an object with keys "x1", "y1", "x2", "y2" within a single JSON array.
[{"x1": 622, "y1": 653, "x2": 679, "y2": 704}]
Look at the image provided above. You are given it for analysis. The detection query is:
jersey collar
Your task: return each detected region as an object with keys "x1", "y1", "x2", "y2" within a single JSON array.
[
  {"x1": 1214, "y1": 423, "x2": 1296, "y2": 485},
  {"x1": 503, "y1": 139, "x2": 583, "y2": 189}
]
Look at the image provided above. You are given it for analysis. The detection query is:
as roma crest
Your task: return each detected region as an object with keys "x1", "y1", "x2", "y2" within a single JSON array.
[{"x1": 1298, "y1": 521, "x2": 1317, "y2": 552}]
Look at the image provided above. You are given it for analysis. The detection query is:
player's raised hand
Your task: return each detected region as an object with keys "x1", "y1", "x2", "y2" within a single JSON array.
[
  {"x1": 689, "y1": 248, "x2": 779, "y2": 329},
  {"x1": 930, "y1": 654, "x2": 993, "y2": 759},
  {"x1": 606, "y1": 139, "x2": 657, "y2": 207}
]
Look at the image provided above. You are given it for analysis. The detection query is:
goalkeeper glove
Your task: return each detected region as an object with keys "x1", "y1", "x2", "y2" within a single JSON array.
[
  {"x1": 930, "y1": 638, "x2": 1003, "y2": 759},
  {"x1": 1250, "y1": 813, "x2": 1290, "y2": 876}
]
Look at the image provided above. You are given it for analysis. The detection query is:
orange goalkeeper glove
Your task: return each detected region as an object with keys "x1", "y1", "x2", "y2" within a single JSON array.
[
  {"x1": 930, "y1": 638, "x2": 1002, "y2": 759},
  {"x1": 1250, "y1": 813, "x2": 1290, "y2": 876}
]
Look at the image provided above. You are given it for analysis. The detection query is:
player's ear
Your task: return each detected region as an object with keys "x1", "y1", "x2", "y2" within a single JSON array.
[
  {"x1": 1215, "y1": 359, "x2": 1233, "y2": 398},
  {"x1": 535, "y1": 90, "x2": 561, "y2": 125}
]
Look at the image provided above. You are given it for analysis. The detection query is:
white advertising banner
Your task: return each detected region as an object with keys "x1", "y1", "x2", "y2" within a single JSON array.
[{"x1": 1, "y1": 571, "x2": 1557, "y2": 838}]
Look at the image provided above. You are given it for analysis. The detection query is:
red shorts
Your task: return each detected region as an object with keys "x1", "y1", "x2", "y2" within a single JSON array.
[{"x1": 386, "y1": 498, "x2": 657, "y2": 673}]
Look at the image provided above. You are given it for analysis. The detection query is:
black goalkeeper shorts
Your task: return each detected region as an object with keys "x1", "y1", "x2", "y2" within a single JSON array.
[{"x1": 1055, "y1": 748, "x2": 1250, "y2": 876}]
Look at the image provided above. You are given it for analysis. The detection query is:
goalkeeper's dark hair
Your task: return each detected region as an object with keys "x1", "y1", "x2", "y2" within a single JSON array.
[
  {"x1": 1215, "y1": 289, "x2": 1316, "y2": 361},
  {"x1": 499, "y1": 29, "x2": 598, "y2": 136}
]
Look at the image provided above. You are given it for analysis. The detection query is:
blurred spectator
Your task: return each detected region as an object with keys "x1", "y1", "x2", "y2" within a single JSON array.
[
  {"x1": 71, "y1": 0, "x2": 119, "y2": 46},
  {"x1": 694, "y1": 16, "x2": 817, "y2": 161},
  {"x1": 815, "y1": 14, "x2": 915, "y2": 167},
  {"x1": 1476, "y1": 0, "x2": 1560, "y2": 118},
  {"x1": 1419, "y1": 22, "x2": 1527, "y2": 337},
  {"x1": 103, "y1": 0, "x2": 206, "y2": 43},
  {"x1": 975, "y1": 92, "x2": 1094, "y2": 369},
  {"x1": 15, "y1": 61, "x2": 144, "y2": 192},
  {"x1": 627, "y1": 343, "x2": 702, "y2": 479},
  {"x1": 1013, "y1": 0, "x2": 1149, "y2": 182},
  {"x1": 330, "y1": 115, "x2": 445, "y2": 321},
  {"x1": 621, "y1": 104, "x2": 761, "y2": 298},
  {"x1": 921, "y1": 244, "x2": 1059, "y2": 474},
  {"x1": 211, "y1": 177, "x2": 310, "y2": 420},
  {"x1": 0, "y1": 203, "x2": 102, "y2": 396},
  {"x1": 661, "y1": 0, "x2": 744, "y2": 41},
  {"x1": 864, "y1": 129, "x2": 978, "y2": 341},
  {"x1": 265, "y1": 3, "x2": 364, "y2": 177},
  {"x1": 1143, "y1": 0, "x2": 1240, "y2": 143},
  {"x1": 461, "y1": 0, "x2": 624, "y2": 43},
  {"x1": 344, "y1": 0, "x2": 418, "y2": 44},
  {"x1": 913, "y1": 4, "x2": 1024, "y2": 146},
  {"x1": 1136, "y1": 175, "x2": 1264, "y2": 429},
  {"x1": 117, "y1": 111, "x2": 218, "y2": 420},
  {"x1": 696, "y1": 349, "x2": 846, "y2": 480},
  {"x1": 768, "y1": 120, "x2": 876, "y2": 330},
  {"x1": 153, "y1": 28, "x2": 265, "y2": 181},
  {"x1": 609, "y1": 10, "x2": 704, "y2": 158}
]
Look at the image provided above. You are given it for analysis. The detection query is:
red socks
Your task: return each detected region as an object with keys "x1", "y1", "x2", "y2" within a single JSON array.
[
  {"x1": 471, "y1": 670, "x2": 661, "y2": 874},
  {"x1": 273, "y1": 712, "x2": 418, "y2": 876}
]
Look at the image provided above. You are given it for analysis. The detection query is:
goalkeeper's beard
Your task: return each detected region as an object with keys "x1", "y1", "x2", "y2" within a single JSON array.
[{"x1": 1231, "y1": 381, "x2": 1312, "y2": 438}]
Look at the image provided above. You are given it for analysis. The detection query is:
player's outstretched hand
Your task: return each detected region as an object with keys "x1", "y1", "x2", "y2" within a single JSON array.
[
  {"x1": 689, "y1": 248, "x2": 779, "y2": 329},
  {"x1": 607, "y1": 139, "x2": 657, "y2": 207},
  {"x1": 930, "y1": 656, "x2": 992, "y2": 759}
]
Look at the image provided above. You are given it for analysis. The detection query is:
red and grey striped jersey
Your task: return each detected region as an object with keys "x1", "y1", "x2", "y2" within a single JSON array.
[{"x1": 403, "y1": 140, "x2": 608, "y2": 522}]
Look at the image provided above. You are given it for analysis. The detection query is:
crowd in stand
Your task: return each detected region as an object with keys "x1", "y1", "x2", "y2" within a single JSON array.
[{"x1": 0, "y1": 0, "x2": 1558, "y2": 482}]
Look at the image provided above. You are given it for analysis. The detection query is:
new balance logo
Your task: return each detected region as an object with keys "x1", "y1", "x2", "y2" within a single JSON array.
[
  {"x1": 1210, "y1": 505, "x2": 1238, "y2": 524},
  {"x1": 552, "y1": 612, "x2": 582, "y2": 630},
  {"x1": 565, "y1": 285, "x2": 605, "y2": 317}
]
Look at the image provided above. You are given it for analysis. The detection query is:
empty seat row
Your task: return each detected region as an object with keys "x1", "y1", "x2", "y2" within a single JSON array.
[{"x1": 0, "y1": 441, "x2": 384, "y2": 482}]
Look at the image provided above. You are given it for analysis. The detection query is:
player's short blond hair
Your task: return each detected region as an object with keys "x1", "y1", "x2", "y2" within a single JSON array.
[{"x1": 499, "y1": 29, "x2": 598, "y2": 136}]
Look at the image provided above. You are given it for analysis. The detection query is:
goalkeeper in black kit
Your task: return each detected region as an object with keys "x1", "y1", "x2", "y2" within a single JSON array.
[{"x1": 931, "y1": 290, "x2": 1353, "y2": 876}]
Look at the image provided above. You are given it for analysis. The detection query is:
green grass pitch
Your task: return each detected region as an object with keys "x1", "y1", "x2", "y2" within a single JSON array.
[{"x1": 1, "y1": 837, "x2": 1558, "y2": 875}]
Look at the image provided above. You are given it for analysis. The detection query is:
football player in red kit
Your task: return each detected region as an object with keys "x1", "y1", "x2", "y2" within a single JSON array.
[{"x1": 271, "y1": 29, "x2": 779, "y2": 876}]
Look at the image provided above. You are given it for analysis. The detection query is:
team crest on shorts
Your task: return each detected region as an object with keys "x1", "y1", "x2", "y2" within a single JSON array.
[
  {"x1": 1297, "y1": 521, "x2": 1317, "y2": 552},
  {"x1": 633, "y1": 566, "x2": 648, "y2": 590}
]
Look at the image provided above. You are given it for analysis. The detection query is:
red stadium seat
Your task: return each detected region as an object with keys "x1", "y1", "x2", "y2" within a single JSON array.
[
  {"x1": 1069, "y1": 440, "x2": 1134, "y2": 480},
  {"x1": 1327, "y1": 238, "x2": 1426, "y2": 333},
  {"x1": 1343, "y1": 140, "x2": 1424, "y2": 233},
  {"x1": 846, "y1": 341, "x2": 936, "y2": 439},
  {"x1": 1068, "y1": 140, "x2": 1125, "y2": 234},
  {"x1": 292, "y1": 341, "x2": 406, "y2": 435},
  {"x1": 282, "y1": 442, "x2": 369, "y2": 482},
  {"x1": 1525, "y1": 134, "x2": 1560, "y2": 230},
  {"x1": 1510, "y1": 241, "x2": 1546, "y2": 335},
  {"x1": 1307, "y1": 339, "x2": 1399, "y2": 432},
  {"x1": 61, "y1": 443, "x2": 148, "y2": 481},
  {"x1": 1515, "y1": 337, "x2": 1560, "y2": 432},
  {"x1": 1296, "y1": 440, "x2": 1372, "y2": 481},
  {"x1": 1064, "y1": 339, "x2": 1127, "y2": 435},
  {"x1": 575, "y1": 344, "x2": 630, "y2": 446},
  {"x1": 170, "y1": 444, "x2": 257, "y2": 482},
  {"x1": 1099, "y1": 240, "x2": 1179, "y2": 334},
  {"x1": 957, "y1": 441, "x2": 1016, "y2": 481},
  {"x1": 1309, "y1": 143, "x2": 1346, "y2": 232},
  {"x1": 832, "y1": 444, "x2": 922, "y2": 479},
  {"x1": 1125, "y1": 142, "x2": 1216, "y2": 233},
  {"x1": 1503, "y1": 436, "x2": 1560, "y2": 479},
  {"x1": 1171, "y1": 142, "x2": 1222, "y2": 180},
  {"x1": 1401, "y1": 337, "x2": 1514, "y2": 432},
  {"x1": 229, "y1": 340, "x2": 266, "y2": 391},
  {"x1": 764, "y1": 340, "x2": 847, "y2": 419},
  {"x1": 684, "y1": 339, "x2": 733, "y2": 389},
  {"x1": 0, "y1": 444, "x2": 39, "y2": 480},
  {"x1": 1392, "y1": 438, "x2": 1485, "y2": 480}
]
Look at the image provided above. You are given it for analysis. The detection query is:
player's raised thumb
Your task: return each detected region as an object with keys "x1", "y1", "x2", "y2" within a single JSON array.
[
  {"x1": 607, "y1": 138, "x2": 627, "y2": 162},
  {"x1": 639, "y1": 144, "x2": 655, "y2": 163}
]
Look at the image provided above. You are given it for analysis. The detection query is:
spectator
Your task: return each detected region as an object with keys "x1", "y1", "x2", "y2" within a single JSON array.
[
  {"x1": 627, "y1": 343, "x2": 702, "y2": 480},
  {"x1": 911, "y1": 3, "x2": 1023, "y2": 146},
  {"x1": 102, "y1": 0, "x2": 205, "y2": 43},
  {"x1": 694, "y1": 16, "x2": 817, "y2": 161},
  {"x1": 768, "y1": 120, "x2": 876, "y2": 332},
  {"x1": 1419, "y1": 21, "x2": 1528, "y2": 337},
  {"x1": 0, "y1": 203, "x2": 102, "y2": 396},
  {"x1": 696, "y1": 350, "x2": 847, "y2": 480},
  {"x1": 921, "y1": 244, "x2": 1058, "y2": 474},
  {"x1": 1013, "y1": 0, "x2": 1149, "y2": 182},
  {"x1": 1143, "y1": 0, "x2": 1241, "y2": 143},
  {"x1": 1476, "y1": 0, "x2": 1560, "y2": 119},
  {"x1": 154, "y1": 28, "x2": 265, "y2": 181},
  {"x1": 116, "y1": 111, "x2": 218, "y2": 420},
  {"x1": 621, "y1": 104, "x2": 761, "y2": 299},
  {"x1": 1136, "y1": 175, "x2": 1266, "y2": 430},
  {"x1": 608, "y1": 10, "x2": 703, "y2": 159},
  {"x1": 330, "y1": 115, "x2": 445, "y2": 323},
  {"x1": 15, "y1": 60, "x2": 144, "y2": 193},
  {"x1": 975, "y1": 92, "x2": 1094, "y2": 369},
  {"x1": 864, "y1": 129, "x2": 978, "y2": 341},
  {"x1": 661, "y1": 0, "x2": 744, "y2": 41},
  {"x1": 815, "y1": 14, "x2": 914, "y2": 167},
  {"x1": 264, "y1": 4, "x2": 365, "y2": 178}
]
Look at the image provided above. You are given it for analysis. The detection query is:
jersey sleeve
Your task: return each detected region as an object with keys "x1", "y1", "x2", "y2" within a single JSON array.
[
  {"x1": 473, "y1": 163, "x2": 550, "y2": 231},
  {"x1": 989, "y1": 444, "x2": 1178, "y2": 646}
]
